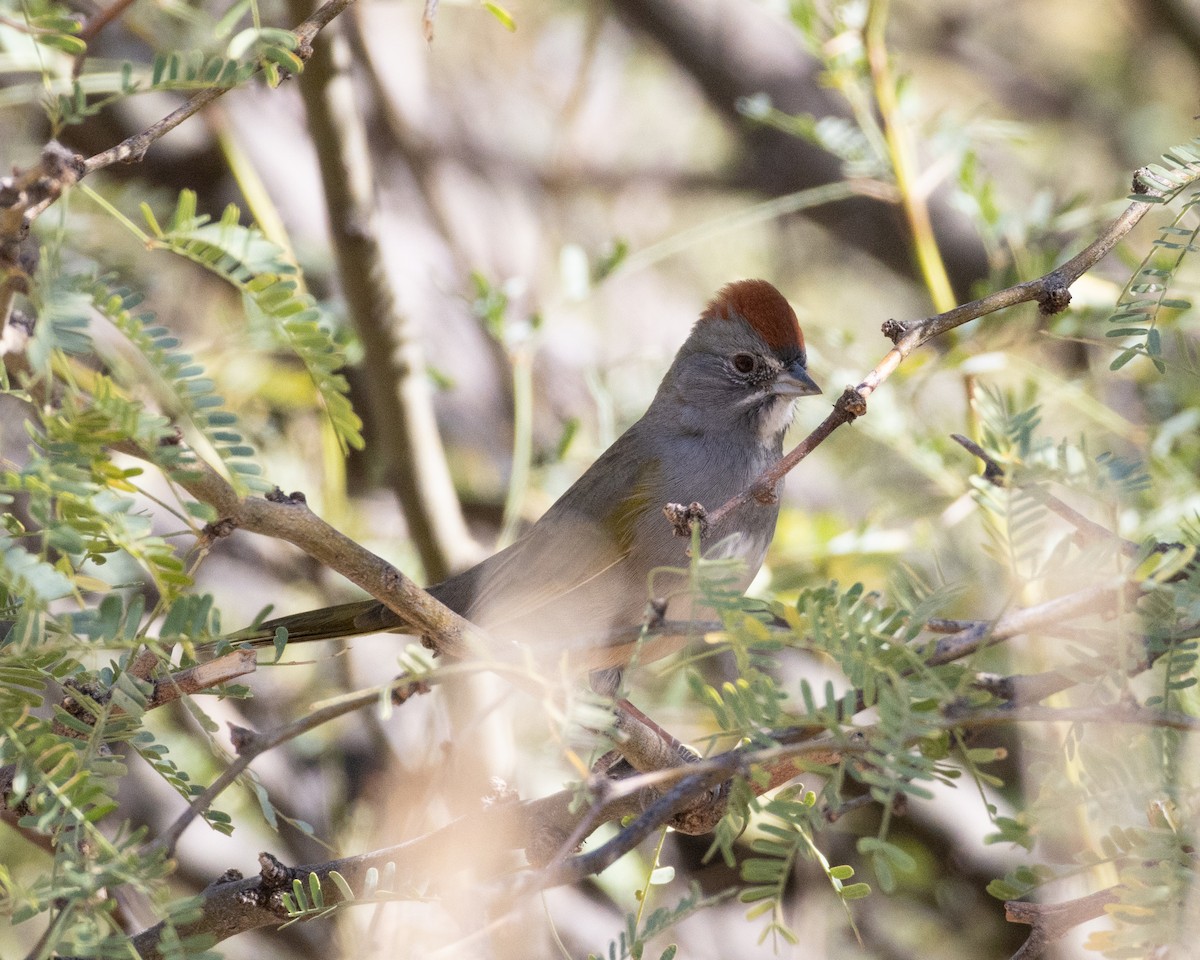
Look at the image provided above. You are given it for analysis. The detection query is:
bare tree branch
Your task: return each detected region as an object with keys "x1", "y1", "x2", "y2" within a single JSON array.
[{"x1": 159, "y1": 456, "x2": 485, "y2": 661}]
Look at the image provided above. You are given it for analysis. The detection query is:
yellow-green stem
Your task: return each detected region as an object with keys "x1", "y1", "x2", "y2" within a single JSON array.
[
  {"x1": 633, "y1": 826, "x2": 671, "y2": 934},
  {"x1": 865, "y1": 0, "x2": 956, "y2": 313}
]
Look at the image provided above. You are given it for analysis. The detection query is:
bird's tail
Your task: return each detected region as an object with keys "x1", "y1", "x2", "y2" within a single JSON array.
[{"x1": 227, "y1": 599, "x2": 405, "y2": 648}]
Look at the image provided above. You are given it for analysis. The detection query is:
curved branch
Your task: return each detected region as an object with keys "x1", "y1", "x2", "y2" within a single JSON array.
[
  {"x1": 161, "y1": 456, "x2": 485, "y2": 660},
  {"x1": 1006, "y1": 887, "x2": 1119, "y2": 960}
]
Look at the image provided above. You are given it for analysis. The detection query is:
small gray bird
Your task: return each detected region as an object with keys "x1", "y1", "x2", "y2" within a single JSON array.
[{"x1": 246, "y1": 279, "x2": 821, "y2": 678}]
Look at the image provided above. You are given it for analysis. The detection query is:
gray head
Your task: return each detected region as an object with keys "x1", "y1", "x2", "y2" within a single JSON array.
[{"x1": 652, "y1": 279, "x2": 822, "y2": 444}]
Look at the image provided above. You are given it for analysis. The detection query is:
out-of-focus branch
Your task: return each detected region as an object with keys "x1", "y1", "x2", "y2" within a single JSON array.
[
  {"x1": 1005, "y1": 887, "x2": 1119, "y2": 960},
  {"x1": 146, "y1": 670, "x2": 431, "y2": 857},
  {"x1": 72, "y1": 0, "x2": 140, "y2": 77},
  {"x1": 127, "y1": 731, "x2": 851, "y2": 957},
  {"x1": 1141, "y1": 0, "x2": 1200, "y2": 64},
  {"x1": 606, "y1": 0, "x2": 990, "y2": 295},
  {"x1": 866, "y1": 0, "x2": 955, "y2": 312},
  {"x1": 0, "y1": 0, "x2": 358, "y2": 254},
  {"x1": 286, "y1": 0, "x2": 477, "y2": 583},
  {"x1": 925, "y1": 577, "x2": 1130, "y2": 666},
  {"x1": 126, "y1": 690, "x2": 1181, "y2": 955}
]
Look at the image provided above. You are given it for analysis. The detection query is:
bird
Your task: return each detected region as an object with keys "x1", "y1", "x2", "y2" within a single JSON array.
[{"x1": 240, "y1": 279, "x2": 821, "y2": 684}]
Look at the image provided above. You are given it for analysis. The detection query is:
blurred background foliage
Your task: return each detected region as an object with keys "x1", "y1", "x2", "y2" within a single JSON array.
[{"x1": 2, "y1": 0, "x2": 1200, "y2": 957}]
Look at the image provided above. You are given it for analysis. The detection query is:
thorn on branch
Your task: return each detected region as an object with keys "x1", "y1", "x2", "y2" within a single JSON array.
[{"x1": 663, "y1": 501, "x2": 709, "y2": 539}]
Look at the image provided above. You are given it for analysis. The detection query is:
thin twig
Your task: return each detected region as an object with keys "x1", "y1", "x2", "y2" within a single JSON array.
[
  {"x1": 146, "y1": 671, "x2": 429, "y2": 857},
  {"x1": 79, "y1": 0, "x2": 358, "y2": 175},
  {"x1": 950, "y1": 433, "x2": 1147, "y2": 557},
  {"x1": 703, "y1": 193, "x2": 1160, "y2": 529},
  {"x1": 73, "y1": 0, "x2": 140, "y2": 76}
]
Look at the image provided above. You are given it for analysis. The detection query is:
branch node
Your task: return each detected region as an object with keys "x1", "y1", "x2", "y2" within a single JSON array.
[
  {"x1": 643, "y1": 597, "x2": 668, "y2": 630},
  {"x1": 1037, "y1": 276, "x2": 1072, "y2": 315},
  {"x1": 482, "y1": 776, "x2": 520, "y2": 808},
  {"x1": 206, "y1": 867, "x2": 245, "y2": 889},
  {"x1": 666, "y1": 780, "x2": 729, "y2": 835},
  {"x1": 663, "y1": 501, "x2": 709, "y2": 539},
  {"x1": 258, "y1": 851, "x2": 292, "y2": 885},
  {"x1": 265, "y1": 486, "x2": 307, "y2": 504},
  {"x1": 390, "y1": 675, "x2": 431, "y2": 705},
  {"x1": 202, "y1": 517, "x2": 238, "y2": 541},
  {"x1": 881, "y1": 318, "x2": 907, "y2": 343},
  {"x1": 950, "y1": 433, "x2": 1005, "y2": 483},
  {"x1": 1130, "y1": 166, "x2": 1165, "y2": 198},
  {"x1": 228, "y1": 723, "x2": 261, "y2": 754},
  {"x1": 255, "y1": 851, "x2": 301, "y2": 916},
  {"x1": 836, "y1": 386, "x2": 867, "y2": 420},
  {"x1": 40, "y1": 141, "x2": 86, "y2": 184},
  {"x1": 526, "y1": 824, "x2": 574, "y2": 868}
]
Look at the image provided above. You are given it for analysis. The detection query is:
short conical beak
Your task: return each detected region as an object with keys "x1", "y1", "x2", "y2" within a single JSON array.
[{"x1": 774, "y1": 359, "x2": 822, "y2": 398}]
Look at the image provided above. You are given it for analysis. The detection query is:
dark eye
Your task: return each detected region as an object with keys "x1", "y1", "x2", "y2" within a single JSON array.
[{"x1": 732, "y1": 353, "x2": 757, "y2": 374}]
